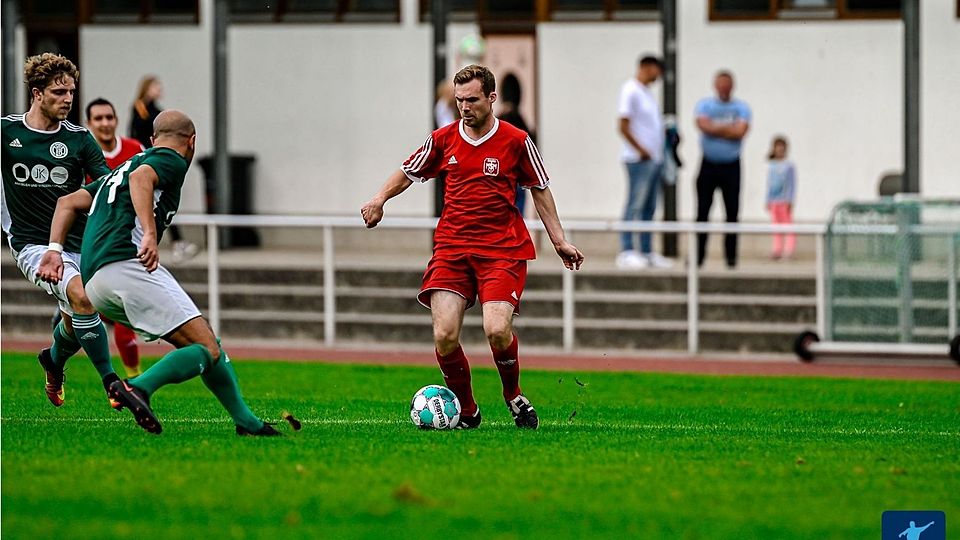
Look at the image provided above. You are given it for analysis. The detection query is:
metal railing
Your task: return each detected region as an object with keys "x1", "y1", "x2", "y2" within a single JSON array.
[{"x1": 173, "y1": 213, "x2": 830, "y2": 353}]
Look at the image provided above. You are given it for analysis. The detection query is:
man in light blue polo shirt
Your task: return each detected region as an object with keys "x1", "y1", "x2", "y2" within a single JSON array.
[{"x1": 694, "y1": 70, "x2": 751, "y2": 268}]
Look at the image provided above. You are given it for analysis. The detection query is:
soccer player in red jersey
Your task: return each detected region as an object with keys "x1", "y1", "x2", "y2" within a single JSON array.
[
  {"x1": 85, "y1": 97, "x2": 144, "y2": 377},
  {"x1": 361, "y1": 65, "x2": 584, "y2": 430}
]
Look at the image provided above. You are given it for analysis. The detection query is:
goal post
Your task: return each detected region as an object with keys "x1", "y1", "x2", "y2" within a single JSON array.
[{"x1": 797, "y1": 197, "x2": 959, "y2": 363}]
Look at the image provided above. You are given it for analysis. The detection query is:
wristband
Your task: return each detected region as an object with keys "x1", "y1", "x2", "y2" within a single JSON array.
[{"x1": 47, "y1": 242, "x2": 64, "y2": 254}]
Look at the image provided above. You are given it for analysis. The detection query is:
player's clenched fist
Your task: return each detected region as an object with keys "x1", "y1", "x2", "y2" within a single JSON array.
[{"x1": 360, "y1": 200, "x2": 384, "y2": 228}]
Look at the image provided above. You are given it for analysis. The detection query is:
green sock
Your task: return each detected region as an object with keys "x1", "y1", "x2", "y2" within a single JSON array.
[
  {"x1": 201, "y1": 349, "x2": 263, "y2": 432},
  {"x1": 130, "y1": 343, "x2": 212, "y2": 396},
  {"x1": 71, "y1": 313, "x2": 116, "y2": 379},
  {"x1": 50, "y1": 320, "x2": 81, "y2": 368}
]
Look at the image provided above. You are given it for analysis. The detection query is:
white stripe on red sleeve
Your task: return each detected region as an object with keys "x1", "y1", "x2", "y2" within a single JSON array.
[
  {"x1": 402, "y1": 135, "x2": 433, "y2": 176},
  {"x1": 524, "y1": 136, "x2": 549, "y2": 188}
]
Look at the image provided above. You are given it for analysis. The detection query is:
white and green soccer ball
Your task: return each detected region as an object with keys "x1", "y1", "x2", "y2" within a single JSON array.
[{"x1": 410, "y1": 385, "x2": 461, "y2": 430}]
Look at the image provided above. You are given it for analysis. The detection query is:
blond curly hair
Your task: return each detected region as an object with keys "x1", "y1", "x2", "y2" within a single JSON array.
[{"x1": 24, "y1": 53, "x2": 79, "y2": 95}]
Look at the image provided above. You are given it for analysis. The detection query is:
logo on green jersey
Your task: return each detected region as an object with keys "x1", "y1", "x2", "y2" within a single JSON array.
[
  {"x1": 30, "y1": 165, "x2": 49, "y2": 183},
  {"x1": 51, "y1": 166, "x2": 69, "y2": 185},
  {"x1": 12, "y1": 163, "x2": 29, "y2": 182},
  {"x1": 49, "y1": 142, "x2": 68, "y2": 159}
]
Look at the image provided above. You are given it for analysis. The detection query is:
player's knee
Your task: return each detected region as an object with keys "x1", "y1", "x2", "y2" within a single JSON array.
[
  {"x1": 66, "y1": 286, "x2": 96, "y2": 314},
  {"x1": 484, "y1": 321, "x2": 512, "y2": 348},
  {"x1": 433, "y1": 326, "x2": 460, "y2": 354},
  {"x1": 203, "y1": 342, "x2": 222, "y2": 364}
]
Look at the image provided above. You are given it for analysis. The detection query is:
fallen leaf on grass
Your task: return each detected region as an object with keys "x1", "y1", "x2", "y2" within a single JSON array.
[
  {"x1": 393, "y1": 482, "x2": 432, "y2": 506},
  {"x1": 282, "y1": 411, "x2": 302, "y2": 431}
]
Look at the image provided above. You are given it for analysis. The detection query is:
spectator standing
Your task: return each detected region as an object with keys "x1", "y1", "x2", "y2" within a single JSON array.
[
  {"x1": 766, "y1": 135, "x2": 796, "y2": 259},
  {"x1": 130, "y1": 75, "x2": 198, "y2": 263},
  {"x1": 694, "y1": 70, "x2": 751, "y2": 268},
  {"x1": 435, "y1": 79, "x2": 458, "y2": 128},
  {"x1": 498, "y1": 73, "x2": 534, "y2": 214},
  {"x1": 616, "y1": 55, "x2": 672, "y2": 269}
]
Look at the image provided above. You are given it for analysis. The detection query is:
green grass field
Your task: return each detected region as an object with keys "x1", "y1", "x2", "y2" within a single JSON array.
[{"x1": 2, "y1": 352, "x2": 958, "y2": 539}]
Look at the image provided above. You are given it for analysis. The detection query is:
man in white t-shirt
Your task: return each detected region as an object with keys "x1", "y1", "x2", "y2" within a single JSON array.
[{"x1": 616, "y1": 55, "x2": 672, "y2": 269}]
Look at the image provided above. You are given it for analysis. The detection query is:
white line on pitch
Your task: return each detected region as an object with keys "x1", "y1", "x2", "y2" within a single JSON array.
[{"x1": 1, "y1": 416, "x2": 956, "y2": 438}]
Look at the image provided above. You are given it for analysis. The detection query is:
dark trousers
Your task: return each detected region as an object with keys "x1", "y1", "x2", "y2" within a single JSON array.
[{"x1": 696, "y1": 158, "x2": 741, "y2": 267}]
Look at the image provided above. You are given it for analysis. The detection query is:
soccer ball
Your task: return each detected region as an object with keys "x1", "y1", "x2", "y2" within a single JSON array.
[{"x1": 410, "y1": 385, "x2": 461, "y2": 430}]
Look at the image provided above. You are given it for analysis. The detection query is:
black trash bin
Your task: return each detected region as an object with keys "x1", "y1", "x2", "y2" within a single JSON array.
[{"x1": 197, "y1": 154, "x2": 260, "y2": 248}]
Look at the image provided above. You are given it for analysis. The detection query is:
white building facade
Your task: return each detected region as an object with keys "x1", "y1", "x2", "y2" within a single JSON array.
[{"x1": 9, "y1": 0, "x2": 958, "y2": 237}]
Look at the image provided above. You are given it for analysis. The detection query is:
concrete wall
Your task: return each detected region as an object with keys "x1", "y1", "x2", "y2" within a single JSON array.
[
  {"x1": 38, "y1": 0, "x2": 956, "y2": 239},
  {"x1": 79, "y1": 0, "x2": 215, "y2": 215},
  {"x1": 920, "y1": 0, "x2": 960, "y2": 199}
]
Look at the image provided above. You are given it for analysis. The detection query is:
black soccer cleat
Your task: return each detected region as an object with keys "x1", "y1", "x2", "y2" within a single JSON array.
[
  {"x1": 236, "y1": 422, "x2": 282, "y2": 437},
  {"x1": 454, "y1": 408, "x2": 482, "y2": 430},
  {"x1": 506, "y1": 394, "x2": 539, "y2": 430},
  {"x1": 108, "y1": 380, "x2": 162, "y2": 434},
  {"x1": 38, "y1": 348, "x2": 66, "y2": 407}
]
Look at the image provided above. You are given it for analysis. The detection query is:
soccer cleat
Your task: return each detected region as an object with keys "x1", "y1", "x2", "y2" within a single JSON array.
[
  {"x1": 109, "y1": 397, "x2": 123, "y2": 411},
  {"x1": 454, "y1": 408, "x2": 482, "y2": 430},
  {"x1": 108, "y1": 380, "x2": 162, "y2": 434},
  {"x1": 38, "y1": 348, "x2": 65, "y2": 407},
  {"x1": 236, "y1": 422, "x2": 282, "y2": 437},
  {"x1": 506, "y1": 394, "x2": 539, "y2": 430}
]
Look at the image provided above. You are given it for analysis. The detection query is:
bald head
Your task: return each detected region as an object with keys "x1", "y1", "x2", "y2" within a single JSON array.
[
  {"x1": 151, "y1": 109, "x2": 197, "y2": 163},
  {"x1": 153, "y1": 109, "x2": 195, "y2": 141}
]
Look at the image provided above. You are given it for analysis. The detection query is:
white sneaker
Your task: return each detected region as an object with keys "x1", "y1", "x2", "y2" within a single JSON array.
[
  {"x1": 171, "y1": 240, "x2": 200, "y2": 264},
  {"x1": 645, "y1": 252, "x2": 675, "y2": 269},
  {"x1": 616, "y1": 250, "x2": 648, "y2": 270}
]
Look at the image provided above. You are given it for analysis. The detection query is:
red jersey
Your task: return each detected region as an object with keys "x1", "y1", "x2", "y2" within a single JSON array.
[
  {"x1": 401, "y1": 118, "x2": 549, "y2": 260},
  {"x1": 85, "y1": 136, "x2": 145, "y2": 183}
]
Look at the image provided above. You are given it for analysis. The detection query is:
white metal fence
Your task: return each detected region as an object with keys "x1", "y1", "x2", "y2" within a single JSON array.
[{"x1": 173, "y1": 214, "x2": 832, "y2": 353}]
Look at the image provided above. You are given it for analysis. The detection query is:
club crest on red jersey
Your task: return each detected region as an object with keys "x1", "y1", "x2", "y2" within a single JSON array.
[{"x1": 483, "y1": 157, "x2": 500, "y2": 176}]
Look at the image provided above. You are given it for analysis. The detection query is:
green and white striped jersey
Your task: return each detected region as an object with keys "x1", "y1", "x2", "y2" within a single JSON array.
[
  {"x1": 81, "y1": 147, "x2": 189, "y2": 282},
  {"x1": 1, "y1": 114, "x2": 110, "y2": 253}
]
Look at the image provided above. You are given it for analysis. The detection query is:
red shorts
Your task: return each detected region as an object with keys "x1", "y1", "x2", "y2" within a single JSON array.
[{"x1": 418, "y1": 255, "x2": 528, "y2": 313}]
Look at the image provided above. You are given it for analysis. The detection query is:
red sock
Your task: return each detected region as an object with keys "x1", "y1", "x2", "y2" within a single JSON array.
[
  {"x1": 491, "y1": 334, "x2": 521, "y2": 401},
  {"x1": 113, "y1": 324, "x2": 140, "y2": 372},
  {"x1": 436, "y1": 345, "x2": 477, "y2": 416}
]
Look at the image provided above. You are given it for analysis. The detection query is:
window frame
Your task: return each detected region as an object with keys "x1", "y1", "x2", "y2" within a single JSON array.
[
  {"x1": 708, "y1": 0, "x2": 901, "y2": 21},
  {"x1": 228, "y1": 0, "x2": 401, "y2": 24},
  {"x1": 85, "y1": 0, "x2": 200, "y2": 25},
  {"x1": 418, "y1": 0, "x2": 660, "y2": 24}
]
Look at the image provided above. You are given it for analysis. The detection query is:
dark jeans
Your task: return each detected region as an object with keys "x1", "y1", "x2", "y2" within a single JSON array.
[{"x1": 696, "y1": 158, "x2": 741, "y2": 267}]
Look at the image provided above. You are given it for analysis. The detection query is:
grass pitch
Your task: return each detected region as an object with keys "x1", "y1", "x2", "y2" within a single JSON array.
[{"x1": 2, "y1": 352, "x2": 958, "y2": 539}]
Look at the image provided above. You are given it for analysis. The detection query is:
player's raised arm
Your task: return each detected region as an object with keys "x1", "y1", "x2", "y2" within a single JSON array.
[
  {"x1": 530, "y1": 186, "x2": 584, "y2": 271},
  {"x1": 361, "y1": 169, "x2": 414, "y2": 228},
  {"x1": 129, "y1": 164, "x2": 161, "y2": 272},
  {"x1": 36, "y1": 188, "x2": 95, "y2": 284}
]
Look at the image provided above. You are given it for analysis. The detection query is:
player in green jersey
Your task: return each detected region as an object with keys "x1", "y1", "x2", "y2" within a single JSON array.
[
  {"x1": 38, "y1": 110, "x2": 280, "y2": 436},
  {"x1": 1, "y1": 53, "x2": 119, "y2": 407}
]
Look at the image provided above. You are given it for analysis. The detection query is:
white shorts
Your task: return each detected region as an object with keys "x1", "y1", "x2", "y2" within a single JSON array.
[
  {"x1": 84, "y1": 259, "x2": 202, "y2": 341},
  {"x1": 13, "y1": 244, "x2": 82, "y2": 316}
]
